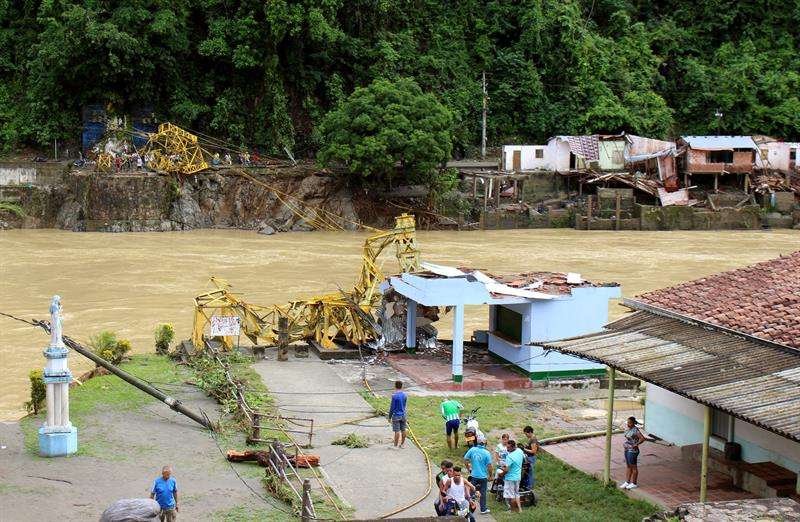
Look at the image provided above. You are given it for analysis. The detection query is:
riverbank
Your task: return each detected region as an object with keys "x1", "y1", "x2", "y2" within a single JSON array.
[
  {"x1": 1, "y1": 162, "x2": 797, "y2": 232},
  {"x1": 0, "y1": 354, "x2": 293, "y2": 521}
]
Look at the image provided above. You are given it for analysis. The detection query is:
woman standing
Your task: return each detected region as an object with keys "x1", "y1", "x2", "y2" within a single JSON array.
[{"x1": 620, "y1": 416, "x2": 646, "y2": 490}]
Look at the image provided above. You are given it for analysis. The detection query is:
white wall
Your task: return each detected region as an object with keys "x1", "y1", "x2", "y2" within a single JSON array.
[
  {"x1": 756, "y1": 142, "x2": 791, "y2": 172},
  {"x1": 547, "y1": 139, "x2": 572, "y2": 171},
  {"x1": 503, "y1": 145, "x2": 551, "y2": 171},
  {"x1": 645, "y1": 384, "x2": 800, "y2": 472},
  {"x1": 0, "y1": 167, "x2": 37, "y2": 186}
]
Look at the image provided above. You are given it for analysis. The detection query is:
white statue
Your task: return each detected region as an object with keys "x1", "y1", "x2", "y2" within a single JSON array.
[{"x1": 49, "y1": 295, "x2": 64, "y2": 348}]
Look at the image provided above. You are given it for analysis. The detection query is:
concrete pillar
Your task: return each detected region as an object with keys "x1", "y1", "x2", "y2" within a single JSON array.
[
  {"x1": 53, "y1": 385, "x2": 62, "y2": 427},
  {"x1": 452, "y1": 305, "x2": 464, "y2": 382},
  {"x1": 46, "y1": 383, "x2": 55, "y2": 427},
  {"x1": 604, "y1": 367, "x2": 616, "y2": 485},
  {"x1": 700, "y1": 406, "x2": 712, "y2": 502},
  {"x1": 406, "y1": 300, "x2": 417, "y2": 352}
]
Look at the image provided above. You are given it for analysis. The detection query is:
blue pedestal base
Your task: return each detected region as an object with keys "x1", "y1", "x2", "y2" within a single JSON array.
[{"x1": 38, "y1": 426, "x2": 78, "y2": 457}]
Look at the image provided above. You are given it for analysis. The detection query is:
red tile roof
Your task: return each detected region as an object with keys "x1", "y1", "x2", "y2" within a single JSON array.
[{"x1": 631, "y1": 251, "x2": 800, "y2": 349}]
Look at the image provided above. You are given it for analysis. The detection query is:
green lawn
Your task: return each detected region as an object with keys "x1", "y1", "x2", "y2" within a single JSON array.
[
  {"x1": 365, "y1": 393, "x2": 658, "y2": 521},
  {"x1": 20, "y1": 354, "x2": 190, "y2": 456}
]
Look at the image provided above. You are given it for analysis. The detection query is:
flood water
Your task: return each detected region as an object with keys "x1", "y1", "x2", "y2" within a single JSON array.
[{"x1": 1, "y1": 228, "x2": 798, "y2": 419}]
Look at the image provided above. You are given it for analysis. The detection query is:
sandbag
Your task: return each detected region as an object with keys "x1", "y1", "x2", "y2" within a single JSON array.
[{"x1": 99, "y1": 498, "x2": 161, "y2": 522}]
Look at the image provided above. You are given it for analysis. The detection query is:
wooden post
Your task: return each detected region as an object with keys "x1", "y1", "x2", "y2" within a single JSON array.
[
  {"x1": 248, "y1": 412, "x2": 261, "y2": 444},
  {"x1": 744, "y1": 174, "x2": 750, "y2": 194},
  {"x1": 301, "y1": 479, "x2": 313, "y2": 522},
  {"x1": 495, "y1": 177, "x2": 501, "y2": 207},
  {"x1": 472, "y1": 175, "x2": 478, "y2": 199},
  {"x1": 684, "y1": 172, "x2": 689, "y2": 188},
  {"x1": 700, "y1": 406, "x2": 712, "y2": 502},
  {"x1": 604, "y1": 367, "x2": 616, "y2": 485},
  {"x1": 277, "y1": 316, "x2": 288, "y2": 361},
  {"x1": 512, "y1": 179, "x2": 518, "y2": 200},
  {"x1": 579, "y1": 179, "x2": 583, "y2": 197},
  {"x1": 586, "y1": 195, "x2": 593, "y2": 231},
  {"x1": 615, "y1": 193, "x2": 621, "y2": 231},
  {"x1": 714, "y1": 173, "x2": 719, "y2": 193},
  {"x1": 483, "y1": 177, "x2": 490, "y2": 212}
]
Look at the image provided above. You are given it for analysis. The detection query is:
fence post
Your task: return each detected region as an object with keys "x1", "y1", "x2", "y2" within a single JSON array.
[
  {"x1": 301, "y1": 479, "x2": 313, "y2": 522},
  {"x1": 615, "y1": 193, "x2": 621, "y2": 231},
  {"x1": 277, "y1": 317, "x2": 288, "y2": 362},
  {"x1": 248, "y1": 412, "x2": 261, "y2": 444}
]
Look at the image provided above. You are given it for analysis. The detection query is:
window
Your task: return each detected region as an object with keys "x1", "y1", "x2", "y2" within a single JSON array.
[
  {"x1": 711, "y1": 409, "x2": 732, "y2": 441},
  {"x1": 708, "y1": 150, "x2": 734, "y2": 163},
  {"x1": 494, "y1": 306, "x2": 522, "y2": 344},
  {"x1": 535, "y1": 149, "x2": 544, "y2": 159}
]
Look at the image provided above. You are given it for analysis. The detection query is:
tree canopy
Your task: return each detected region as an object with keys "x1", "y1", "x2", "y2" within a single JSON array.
[
  {"x1": 1, "y1": 1, "x2": 798, "y2": 153},
  {"x1": 318, "y1": 78, "x2": 453, "y2": 181}
]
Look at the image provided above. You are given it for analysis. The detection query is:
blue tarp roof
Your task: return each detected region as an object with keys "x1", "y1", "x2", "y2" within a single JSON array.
[{"x1": 681, "y1": 135, "x2": 758, "y2": 150}]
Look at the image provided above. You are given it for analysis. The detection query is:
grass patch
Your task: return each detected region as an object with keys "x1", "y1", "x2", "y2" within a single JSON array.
[
  {"x1": 20, "y1": 354, "x2": 189, "y2": 457},
  {"x1": 364, "y1": 392, "x2": 657, "y2": 521},
  {"x1": 331, "y1": 433, "x2": 370, "y2": 448},
  {"x1": 210, "y1": 505, "x2": 294, "y2": 522}
]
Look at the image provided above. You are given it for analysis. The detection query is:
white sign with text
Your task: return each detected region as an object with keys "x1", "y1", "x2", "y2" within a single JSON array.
[{"x1": 210, "y1": 316, "x2": 241, "y2": 337}]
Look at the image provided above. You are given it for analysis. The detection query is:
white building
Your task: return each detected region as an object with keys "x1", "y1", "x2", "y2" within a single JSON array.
[{"x1": 542, "y1": 252, "x2": 800, "y2": 499}]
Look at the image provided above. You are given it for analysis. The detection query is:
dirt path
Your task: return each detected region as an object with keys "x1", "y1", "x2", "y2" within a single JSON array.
[
  {"x1": 0, "y1": 386, "x2": 285, "y2": 521},
  {"x1": 253, "y1": 353, "x2": 438, "y2": 519}
]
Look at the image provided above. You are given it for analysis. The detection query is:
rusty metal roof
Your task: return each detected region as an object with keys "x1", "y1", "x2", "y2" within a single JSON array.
[{"x1": 538, "y1": 311, "x2": 800, "y2": 442}]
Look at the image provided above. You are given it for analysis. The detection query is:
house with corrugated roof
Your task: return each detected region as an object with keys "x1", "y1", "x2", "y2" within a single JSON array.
[{"x1": 540, "y1": 252, "x2": 800, "y2": 503}]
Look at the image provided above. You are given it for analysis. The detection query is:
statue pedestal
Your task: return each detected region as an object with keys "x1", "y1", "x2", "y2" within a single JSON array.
[{"x1": 38, "y1": 426, "x2": 78, "y2": 457}]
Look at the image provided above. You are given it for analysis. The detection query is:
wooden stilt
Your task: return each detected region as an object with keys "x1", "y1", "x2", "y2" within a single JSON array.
[
  {"x1": 604, "y1": 367, "x2": 616, "y2": 485},
  {"x1": 700, "y1": 406, "x2": 712, "y2": 502}
]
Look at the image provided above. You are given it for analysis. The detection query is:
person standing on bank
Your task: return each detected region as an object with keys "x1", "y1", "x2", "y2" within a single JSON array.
[
  {"x1": 440, "y1": 397, "x2": 463, "y2": 449},
  {"x1": 388, "y1": 380, "x2": 408, "y2": 448},
  {"x1": 150, "y1": 465, "x2": 179, "y2": 521},
  {"x1": 620, "y1": 416, "x2": 646, "y2": 490},
  {"x1": 464, "y1": 434, "x2": 493, "y2": 514},
  {"x1": 521, "y1": 426, "x2": 539, "y2": 490},
  {"x1": 500, "y1": 440, "x2": 525, "y2": 513}
]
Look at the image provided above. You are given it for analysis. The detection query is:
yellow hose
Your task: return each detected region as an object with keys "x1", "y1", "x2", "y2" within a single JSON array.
[{"x1": 362, "y1": 377, "x2": 434, "y2": 519}]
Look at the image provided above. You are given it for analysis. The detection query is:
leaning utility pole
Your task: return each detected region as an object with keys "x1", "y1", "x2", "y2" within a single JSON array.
[{"x1": 481, "y1": 71, "x2": 488, "y2": 159}]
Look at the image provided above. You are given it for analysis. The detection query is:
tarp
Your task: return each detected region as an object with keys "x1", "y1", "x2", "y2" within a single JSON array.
[{"x1": 566, "y1": 135, "x2": 599, "y2": 161}]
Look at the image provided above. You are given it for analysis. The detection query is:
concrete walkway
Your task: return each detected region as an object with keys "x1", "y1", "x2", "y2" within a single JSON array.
[{"x1": 253, "y1": 353, "x2": 437, "y2": 519}]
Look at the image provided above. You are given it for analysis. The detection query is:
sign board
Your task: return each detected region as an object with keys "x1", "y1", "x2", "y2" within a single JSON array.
[{"x1": 210, "y1": 316, "x2": 241, "y2": 337}]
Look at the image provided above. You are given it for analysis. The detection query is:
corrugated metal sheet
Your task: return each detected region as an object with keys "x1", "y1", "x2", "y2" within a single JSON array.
[
  {"x1": 537, "y1": 311, "x2": 800, "y2": 442},
  {"x1": 681, "y1": 135, "x2": 758, "y2": 150}
]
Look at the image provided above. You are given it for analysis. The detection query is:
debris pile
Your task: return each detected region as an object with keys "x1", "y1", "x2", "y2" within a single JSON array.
[{"x1": 372, "y1": 288, "x2": 440, "y2": 351}]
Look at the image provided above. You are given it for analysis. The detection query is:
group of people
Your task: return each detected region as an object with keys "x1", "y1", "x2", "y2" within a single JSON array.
[
  {"x1": 434, "y1": 428, "x2": 539, "y2": 515},
  {"x1": 387, "y1": 380, "x2": 650, "y2": 516}
]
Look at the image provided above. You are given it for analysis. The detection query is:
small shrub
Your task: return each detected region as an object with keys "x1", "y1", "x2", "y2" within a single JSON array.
[
  {"x1": 89, "y1": 330, "x2": 131, "y2": 365},
  {"x1": 331, "y1": 433, "x2": 369, "y2": 448},
  {"x1": 0, "y1": 202, "x2": 25, "y2": 217},
  {"x1": 25, "y1": 369, "x2": 45, "y2": 414},
  {"x1": 154, "y1": 323, "x2": 175, "y2": 355}
]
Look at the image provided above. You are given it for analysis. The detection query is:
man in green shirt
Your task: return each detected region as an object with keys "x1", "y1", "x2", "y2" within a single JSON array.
[{"x1": 440, "y1": 398, "x2": 463, "y2": 449}]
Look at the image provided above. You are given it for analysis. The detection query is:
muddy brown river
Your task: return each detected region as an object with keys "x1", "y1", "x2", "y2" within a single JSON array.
[{"x1": 1, "y1": 228, "x2": 798, "y2": 419}]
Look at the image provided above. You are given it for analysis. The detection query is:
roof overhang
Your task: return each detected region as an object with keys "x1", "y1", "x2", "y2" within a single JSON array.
[{"x1": 536, "y1": 311, "x2": 800, "y2": 443}]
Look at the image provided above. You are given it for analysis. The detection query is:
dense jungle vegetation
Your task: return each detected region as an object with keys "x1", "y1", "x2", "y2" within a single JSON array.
[{"x1": 1, "y1": 0, "x2": 798, "y2": 154}]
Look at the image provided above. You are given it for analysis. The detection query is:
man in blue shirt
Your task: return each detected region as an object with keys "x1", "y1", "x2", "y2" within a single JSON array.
[
  {"x1": 388, "y1": 380, "x2": 408, "y2": 448},
  {"x1": 150, "y1": 465, "x2": 179, "y2": 521},
  {"x1": 501, "y1": 440, "x2": 524, "y2": 513},
  {"x1": 464, "y1": 435, "x2": 493, "y2": 514}
]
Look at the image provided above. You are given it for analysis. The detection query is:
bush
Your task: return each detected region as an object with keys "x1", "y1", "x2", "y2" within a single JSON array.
[
  {"x1": 154, "y1": 323, "x2": 175, "y2": 355},
  {"x1": 25, "y1": 369, "x2": 45, "y2": 414},
  {"x1": 89, "y1": 330, "x2": 131, "y2": 366}
]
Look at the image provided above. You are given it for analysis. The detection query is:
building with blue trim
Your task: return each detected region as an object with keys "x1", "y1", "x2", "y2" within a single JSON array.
[{"x1": 384, "y1": 263, "x2": 620, "y2": 382}]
